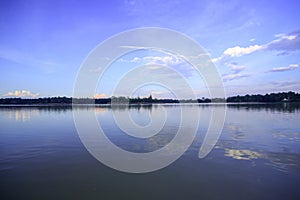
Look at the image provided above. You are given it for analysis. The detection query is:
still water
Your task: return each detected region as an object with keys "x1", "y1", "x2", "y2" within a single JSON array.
[{"x1": 1, "y1": 104, "x2": 300, "y2": 199}]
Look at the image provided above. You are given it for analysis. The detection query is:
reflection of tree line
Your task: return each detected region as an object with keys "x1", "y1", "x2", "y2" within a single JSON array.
[
  {"x1": 0, "y1": 105, "x2": 72, "y2": 113},
  {"x1": 1, "y1": 103, "x2": 299, "y2": 113},
  {"x1": 227, "y1": 103, "x2": 300, "y2": 113},
  {"x1": 0, "y1": 91, "x2": 299, "y2": 105}
]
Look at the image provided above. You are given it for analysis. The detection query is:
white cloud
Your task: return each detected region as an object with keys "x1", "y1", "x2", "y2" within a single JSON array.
[
  {"x1": 268, "y1": 64, "x2": 298, "y2": 72},
  {"x1": 250, "y1": 38, "x2": 256, "y2": 42},
  {"x1": 223, "y1": 45, "x2": 263, "y2": 57},
  {"x1": 284, "y1": 35, "x2": 296, "y2": 40},
  {"x1": 212, "y1": 45, "x2": 263, "y2": 63},
  {"x1": 93, "y1": 93, "x2": 107, "y2": 99},
  {"x1": 131, "y1": 57, "x2": 141, "y2": 62},
  {"x1": 211, "y1": 57, "x2": 222, "y2": 63},
  {"x1": 3, "y1": 90, "x2": 39, "y2": 98}
]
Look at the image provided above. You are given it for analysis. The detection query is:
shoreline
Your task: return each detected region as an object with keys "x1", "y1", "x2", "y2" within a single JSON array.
[{"x1": 0, "y1": 102, "x2": 299, "y2": 107}]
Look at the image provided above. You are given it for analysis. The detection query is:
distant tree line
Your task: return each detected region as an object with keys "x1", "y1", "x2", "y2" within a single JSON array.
[
  {"x1": 0, "y1": 92, "x2": 299, "y2": 105},
  {"x1": 226, "y1": 91, "x2": 300, "y2": 102},
  {"x1": 0, "y1": 97, "x2": 73, "y2": 105}
]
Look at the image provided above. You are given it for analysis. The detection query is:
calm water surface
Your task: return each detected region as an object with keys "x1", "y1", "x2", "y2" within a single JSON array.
[{"x1": 1, "y1": 104, "x2": 300, "y2": 199}]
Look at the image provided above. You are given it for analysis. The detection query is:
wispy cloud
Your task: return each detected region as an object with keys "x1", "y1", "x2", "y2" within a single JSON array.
[
  {"x1": 270, "y1": 80, "x2": 300, "y2": 88},
  {"x1": 222, "y1": 73, "x2": 251, "y2": 81},
  {"x1": 2, "y1": 90, "x2": 39, "y2": 98},
  {"x1": 213, "y1": 29, "x2": 300, "y2": 63},
  {"x1": 221, "y1": 62, "x2": 249, "y2": 82},
  {"x1": 117, "y1": 54, "x2": 196, "y2": 78},
  {"x1": 143, "y1": 55, "x2": 184, "y2": 66},
  {"x1": 142, "y1": 64, "x2": 189, "y2": 79},
  {"x1": 117, "y1": 57, "x2": 141, "y2": 63},
  {"x1": 118, "y1": 55, "x2": 185, "y2": 65},
  {"x1": 226, "y1": 62, "x2": 246, "y2": 73},
  {"x1": 266, "y1": 30, "x2": 300, "y2": 53},
  {"x1": 268, "y1": 64, "x2": 298, "y2": 72},
  {"x1": 119, "y1": 45, "x2": 148, "y2": 50},
  {"x1": 0, "y1": 48, "x2": 61, "y2": 73}
]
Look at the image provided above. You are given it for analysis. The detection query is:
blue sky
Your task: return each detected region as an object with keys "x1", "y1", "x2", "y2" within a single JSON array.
[{"x1": 1, "y1": 0, "x2": 299, "y2": 98}]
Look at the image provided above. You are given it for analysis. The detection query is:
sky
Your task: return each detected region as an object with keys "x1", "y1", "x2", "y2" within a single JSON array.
[{"x1": 1, "y1": 0, "x2": 300, "y2": 98}]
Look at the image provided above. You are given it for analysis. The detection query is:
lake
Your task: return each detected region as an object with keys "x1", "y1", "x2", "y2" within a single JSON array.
[{"x1": 1, "y1": 104, "x2": 300, "y2": 199}]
